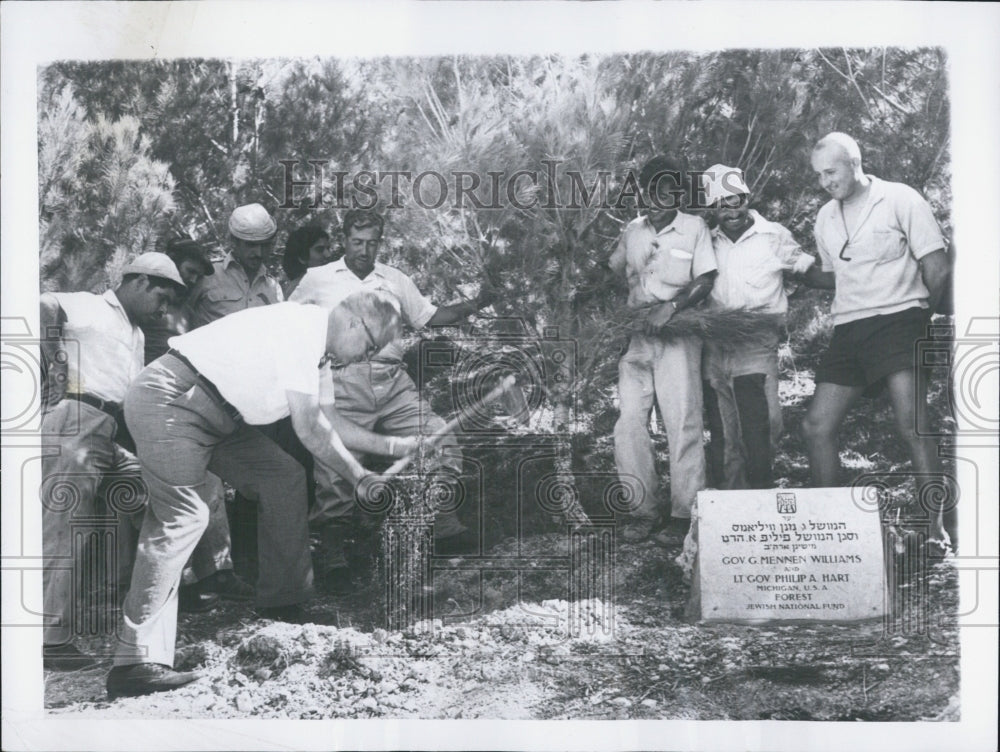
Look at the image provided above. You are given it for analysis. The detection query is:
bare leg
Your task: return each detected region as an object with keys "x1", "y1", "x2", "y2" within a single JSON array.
[
  {"x1": 802, "y1": 382, "x2": 866, "y2": 487},
  {"x1": 884, "y1": 369, "x2": 952, "y2": 545}
]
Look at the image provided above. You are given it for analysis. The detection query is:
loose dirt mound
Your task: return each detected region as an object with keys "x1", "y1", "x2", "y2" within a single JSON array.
[{"x1": 47, "y1": 541, "x2": 959, "y2": 721}]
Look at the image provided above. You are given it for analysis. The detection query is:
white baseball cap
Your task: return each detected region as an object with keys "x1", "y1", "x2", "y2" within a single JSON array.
[
  {"x1": 122, "y1": 252, "x2": 186, "y2": 288},
  {"x1": 702, "y1": 164, "x2": 750, "y2": 206}
]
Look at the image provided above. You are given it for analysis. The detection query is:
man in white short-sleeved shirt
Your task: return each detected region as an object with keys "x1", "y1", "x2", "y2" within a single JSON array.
[
  {"x1": 608, "y1": 155, "x2": 718, "y2": 542},
  {"x1": 107, "y1": 291, "x2": 411, "y2": 699},
  {"x1": 39, "y1": 253, "x2": 186, "y2": 672},
  {"x1": 800, "y1": 132, "x2": 954, "y2": 550},
  {"x1": 700, "y1": 164, "x2": 815, "y2": 491},
  {"x1": 290, "y1": 209, "x2": 493, "y2": 590}
]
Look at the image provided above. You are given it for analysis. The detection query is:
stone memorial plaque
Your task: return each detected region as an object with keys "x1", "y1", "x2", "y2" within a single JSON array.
[{"x1": 697, "y1": 487, "x2": 886, "y2": 623}]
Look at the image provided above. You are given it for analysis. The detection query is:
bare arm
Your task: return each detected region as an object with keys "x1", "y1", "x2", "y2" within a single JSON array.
[
  {"x1": 287, "y1": 390, "x2": 368, "y2": 485},
  {"x1": 642, "y1": 271, "x2": 717, "y2": 333},
  {"x1": 919, "y1": 249, "x2": 950, "y2": 315},
  {"x1": 319, "y1": 404, "x2": 416, "y2": 457},
  {"x1": 673, "y1": 270, "x2": 717, "y2": 312},
  {"x1": 40, "y1": 293, "x2": 68, "y2": 405},
  {"x1": 426, "y1": 301, "x2": 478, "y2": 327},
  {"x1": 798, "y1": 264, "x2": 836, "y2": 290}
]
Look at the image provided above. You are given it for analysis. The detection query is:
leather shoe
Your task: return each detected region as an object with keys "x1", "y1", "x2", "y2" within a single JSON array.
[
  {"x1": 256, "y1": 604, "x2": 311, "y2": 623},
  {"x1": 178, "y1": 587, "x2": 220, "y2": 613},
  {"x1": 107, "y1": 662, "x2": 201, "y2": 699},
  {"x1": 43, "y1": 643, "x2": 98, "y2": 671},
  {"x1": 198, "y1": 570, "x2": 255, "y2": 601}
]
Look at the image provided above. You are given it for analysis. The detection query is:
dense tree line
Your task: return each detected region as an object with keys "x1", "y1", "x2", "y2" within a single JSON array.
[{"x1": 37, "y1": 49, "x2": 950, "y2": 445}]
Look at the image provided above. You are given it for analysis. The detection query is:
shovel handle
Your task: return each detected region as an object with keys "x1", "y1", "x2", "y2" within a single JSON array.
[{"x1": 382, "y1": 374, "x2": 518, "y2": 478}]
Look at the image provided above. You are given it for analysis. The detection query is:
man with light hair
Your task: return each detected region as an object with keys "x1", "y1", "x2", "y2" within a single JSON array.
[
  {"x1": 108, "y1": 290, "x2": 415, "y2": 698},
  {"x1": 800, "y1": 132, "x2": 954, "y2": 550},
  {"x1": 700, "y1": 164, "x2": 815, "y2": 489}
]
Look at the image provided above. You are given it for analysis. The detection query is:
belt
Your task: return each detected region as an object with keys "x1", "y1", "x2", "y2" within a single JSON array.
[
  {"x1": 63, "y1": 393, "x2": 136, "y2": 452},
  {"x1": 165, "y1": 349, "x2": 243, "y2": 423},
  {"x1": 65, "y1": 392, "x2": 122, "y2": 417}
]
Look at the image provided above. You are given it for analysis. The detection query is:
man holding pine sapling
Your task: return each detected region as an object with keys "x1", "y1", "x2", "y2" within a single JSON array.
[
  {"x1": 609, "y1": 155, "x2": 718, "y2": 543},
  {"x1": 699, "y1": 164, "x2": 815, "y2": 491}
]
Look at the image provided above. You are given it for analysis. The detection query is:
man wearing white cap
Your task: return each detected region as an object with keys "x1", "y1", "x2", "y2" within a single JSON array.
[
  {"x1": 801, "y1": 132, "x2": 954, "y2": 551},
  {"x1": 39, "y1": 253, "x2": 186, "y2": 670},
  {"x1": 185, "y1": 202, "x2": 283, "y2": 329},
  {"x1": 609, "y1": 155, "x2": 718, "y2": 543},
  {"x1": 700, "y1": 164, "x2": 815, "y2": 489}
]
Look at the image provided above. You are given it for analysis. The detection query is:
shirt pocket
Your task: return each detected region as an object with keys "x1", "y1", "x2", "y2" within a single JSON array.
[
  {"x1": 647, "y1": 247, "x2": 693, "y2": 287},
  {"x1": 204, "y1": 289, "x2": 246, "y2": 314},
  {"x1": 743, "y1": 251, "x2": 783, "y2": 289},
  {"x1": 871, "y1": 229, "x2": 907, "y2": 265}
]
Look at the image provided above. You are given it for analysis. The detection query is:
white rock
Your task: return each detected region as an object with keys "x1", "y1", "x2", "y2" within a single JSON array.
[
  {"x1": 235, "y1": 693, "x2": 255, "y2": 713},
  {"x1": 641, "y1": 699, "x2": 658, "y2": 708},
  {"x1": 611, "y1": 697, "x2": 632, "y2": 707},
  {"x1": 359, "y1": 697, "x2": 378, "y2": 711}
]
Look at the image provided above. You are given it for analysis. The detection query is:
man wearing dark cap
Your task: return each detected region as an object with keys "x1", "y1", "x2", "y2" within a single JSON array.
[
  {"x1": 609, "y1": 155, "x2": 718, "y2": 543},
  {"x1": 184, "y1": 203, "x2": 284, "y2": 329},
  {"x1": 39, "y1": 253, "x2": 186, "y2": 670}
]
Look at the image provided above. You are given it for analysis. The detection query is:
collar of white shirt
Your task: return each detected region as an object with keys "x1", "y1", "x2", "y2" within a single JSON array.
[
  {"x1": 641, "y1": 213, "x2": 685, "y2": 235},
  {"x1": 324, "y1": 257, "x2": 389, "y2": 280},
  {"x1": 101, "y1": 289, "x2": 131, "y2": 322},
  {"x1": 710, "y1": 210, "x2": 783, "y2": 243}
]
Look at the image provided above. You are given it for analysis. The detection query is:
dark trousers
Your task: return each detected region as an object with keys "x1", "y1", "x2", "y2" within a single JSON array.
[{"x1": 705, "y1": 373, "x2": 774, "y2": 490}]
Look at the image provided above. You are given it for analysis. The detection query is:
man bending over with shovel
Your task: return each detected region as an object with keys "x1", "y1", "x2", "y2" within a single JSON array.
[{"x1": 108, "y1": 290, "x2": 406, "y2": 699}]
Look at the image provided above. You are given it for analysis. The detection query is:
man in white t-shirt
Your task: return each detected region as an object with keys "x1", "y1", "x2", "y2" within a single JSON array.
[{"x1": 108, "y1": 291, "x2": 408, "y2": 699}]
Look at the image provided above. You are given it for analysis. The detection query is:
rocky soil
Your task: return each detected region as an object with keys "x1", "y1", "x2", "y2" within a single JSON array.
[{"x1": 46, "y1": 531, "x2": 959, "y2": 721}]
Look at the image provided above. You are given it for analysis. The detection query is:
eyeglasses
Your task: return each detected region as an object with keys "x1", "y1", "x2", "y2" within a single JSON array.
[
  {"x1": 319, "y1": 318, "x2": 382, "y2": 371},
  {"x1": 358, "y1": 317, "x2": 381, "y2": 359}
]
